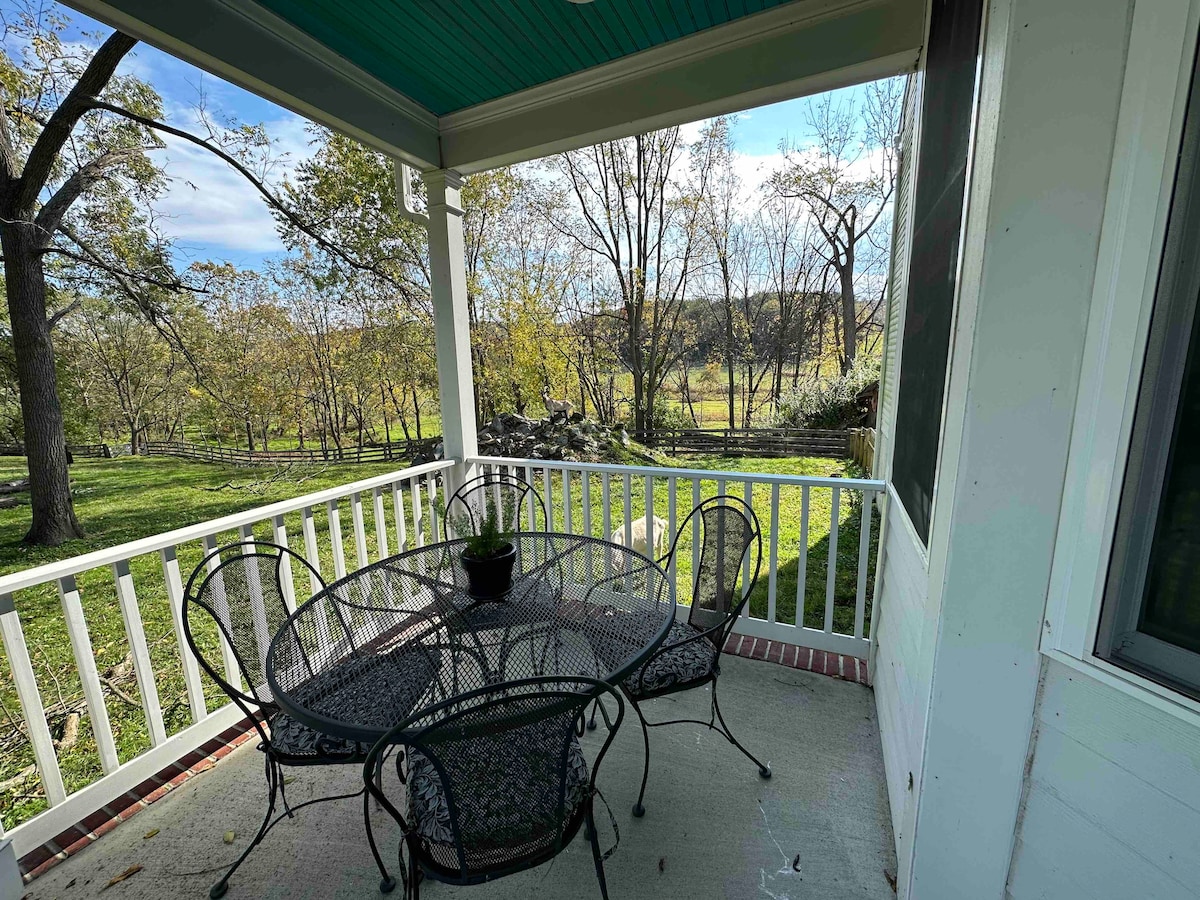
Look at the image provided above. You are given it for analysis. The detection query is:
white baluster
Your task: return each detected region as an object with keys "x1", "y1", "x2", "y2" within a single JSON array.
[
  {"x1": 201, "y1": 535, "x2": 244, "y2": 692},
  {"x1": 767, "y1": 483, "x2": 780, "y2": 625},
  {"x1": 239, "y1": 525, "x2": 273, "y2": 683},
  {"x1": 409, "y1": 478, "x2": 424, "y2": 548},
  {"x1": 272, "y1": 515, "x2": 297, "y2": 612},
  {"x1": 160, "y1": 546, "x2": 208, "y2": 723},
  {"x1": 854, "y1": 490, "x2": 872, "y2": 639},
  {"x1": 373, "y1": 487, "x2": 389, "y2": 560},
  {"x1": 300, "y1": 507, "x2": 323, "y2": 594},
  {"x1": 742, "y1": 480, "x2": 753, "y2": 596},
  {"x1": 327, "y1": 499, "x2": 348, "y2": 578},
  {"x1": 581, "y1": 471, "x2": 592, "y2": 538},
  {"x1": 58, "y1": 575, "x2": 120, "y2": 774},
  {"x1": 563, "y1": 469, "x2": 573, "y2": 534},
  {"x1": 0, "y1": 594, "x2": 66, "y2": 804},
  {"x1": 796, "y1": 485, "x2": 810, "y2": 627},
  {"x1": 350, "y1": 491, "x2": 369, "y2": 570},
  {"x1": 112, "y1": 559, "x2": 167, "y2": 746},
  {"x1": 825, "y1": 488, "x2": 840, "y2": 635},
  {"x1": 392, "y1": 482, "x2": 407, "y2": 552},
  {"x1": 525, "y1": 463, "x2": 537, "y2": 529}
]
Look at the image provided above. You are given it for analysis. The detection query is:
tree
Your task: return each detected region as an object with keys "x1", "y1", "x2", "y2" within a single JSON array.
[
  {"x1": 757, "y1": 191, "x2": 831, "y2": 406},
  {"x1": 61, "y1": 297, "x2": 180, "y2": 451},
  {"x1": 552, "y1": 130, "x2": 697, "y2": 434},
  {"x1": 772, "y1": 79, "x2": 902, "y2": 374},
  {"x1": 0, "y1": 11, "x2": 377, "y2": 543},
  {"x1": 0, "y1": 11, "x2": 164, "y2": 542}
]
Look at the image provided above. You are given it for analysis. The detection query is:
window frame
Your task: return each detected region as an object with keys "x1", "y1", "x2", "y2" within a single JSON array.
[
  {"x1": 1095, "y1": 58, "x2": 1200, "y2": 695},
  {"x1": 1043, "y1": 0, "x2": 1200, "y2": 718}
]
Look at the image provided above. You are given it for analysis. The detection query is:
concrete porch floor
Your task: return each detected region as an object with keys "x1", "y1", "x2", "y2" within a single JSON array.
[{"x1": 20, "y1": 655, "x2": 896, "y2": 900}]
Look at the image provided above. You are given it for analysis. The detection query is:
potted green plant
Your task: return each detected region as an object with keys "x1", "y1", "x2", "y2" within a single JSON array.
[{"x1": 444, "y1": 494, "x2": 518, "y2": 600}]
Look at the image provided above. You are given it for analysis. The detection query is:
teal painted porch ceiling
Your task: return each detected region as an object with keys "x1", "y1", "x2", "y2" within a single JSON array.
[{"x1": 251, "y1": 0, "x2": 799, "y2": 115}]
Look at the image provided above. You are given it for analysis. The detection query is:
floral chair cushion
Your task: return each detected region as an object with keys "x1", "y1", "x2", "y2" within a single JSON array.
[
  {"x1": 623, "y1": 620, "x2": 718, "y2": 698},
  {"x1": 268, "y1": 712, "x2": 364, "y2": 761},
  {"x1": 407, "y1": 738, "x2": 591, "y2": 846}
]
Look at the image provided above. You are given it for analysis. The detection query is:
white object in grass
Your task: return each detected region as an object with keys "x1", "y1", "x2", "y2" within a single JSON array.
[{"x1": 610, "y1": 516, "x2": 668, "y2": 558}]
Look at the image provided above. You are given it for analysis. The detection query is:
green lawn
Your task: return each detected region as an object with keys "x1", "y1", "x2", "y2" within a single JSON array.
[{"x1": 0, "y1": 451, "x2": 877, "y2": 832}]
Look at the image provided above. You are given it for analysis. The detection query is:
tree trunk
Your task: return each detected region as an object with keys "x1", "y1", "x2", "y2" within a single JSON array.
[
  {"x1": 244, "y1": 419, "x2": 255, "y2": 453},
  {"x1": 412, "y1": 386, "x2": 423, "y2": 439},
  {"x1": 1, "y1": 221, "x2": 84, "y2": 545},
  {"x1": 725, "y1": 318, "x2": 736, "y2": 430},
  {"x1": 839, "y1": 249, "x2": 857, "y2": 374}
]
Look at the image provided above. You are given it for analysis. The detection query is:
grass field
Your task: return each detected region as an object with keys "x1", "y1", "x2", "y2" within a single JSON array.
[{"x1": 0, "y1": 451, "x2": 876, "y2": 832}]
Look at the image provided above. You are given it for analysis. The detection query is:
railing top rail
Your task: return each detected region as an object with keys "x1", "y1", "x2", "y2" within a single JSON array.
[
  {"x1": 0, "y1": 458, "x2": 456, "y2": 596},
  {"x1": 471, "y1": 456, "x2": 884, "y2": 491}
]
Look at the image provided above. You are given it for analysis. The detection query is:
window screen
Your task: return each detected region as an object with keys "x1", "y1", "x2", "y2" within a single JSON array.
[{"x1": 890, "y1": 0, "x2": 984, "y2": 543}]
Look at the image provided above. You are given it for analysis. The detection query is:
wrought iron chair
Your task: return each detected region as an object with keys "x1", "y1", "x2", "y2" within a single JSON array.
[
  {"x1": 442, "y1": 471, "x2": 547, "y2": 539},
  {"x1": 183, "y1": 541, "x2": 396, "y2": 898},
  {"x1": 364, "y1": 676, "x2": 624, "y2": 899},
  {"x1": 591, "y1": 495, "x2": 769, "y2": 817}
]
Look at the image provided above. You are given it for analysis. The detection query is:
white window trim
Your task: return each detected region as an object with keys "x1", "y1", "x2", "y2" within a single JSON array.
[{"x1": 1043, "y1": 0, "x2": 1200, "y2": 720}]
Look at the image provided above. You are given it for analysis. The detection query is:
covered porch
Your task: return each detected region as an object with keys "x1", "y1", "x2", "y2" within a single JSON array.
[
  {"x1": 8, "y1": 2, "x2": 1198, "y2": 899},
  {"x1": 4, "y1": 0, "x2": 920, "y2": 896},
  {"x1": 19, "y1": 654, "x2": 895, "y2": 900}
]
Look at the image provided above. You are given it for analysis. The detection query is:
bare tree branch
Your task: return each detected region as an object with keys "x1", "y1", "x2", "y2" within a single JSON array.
[{"x1": 85, "y1": 99, "x2": 412, "y2": 290}]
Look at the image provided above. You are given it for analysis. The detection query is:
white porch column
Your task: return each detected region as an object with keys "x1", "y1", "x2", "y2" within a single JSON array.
[
  {"x1": 425, "y1": 169, "x2": 478, "y2": 488},
  {"x1": 901, "y1": 1, "x2": 1134, "y2": 898}
]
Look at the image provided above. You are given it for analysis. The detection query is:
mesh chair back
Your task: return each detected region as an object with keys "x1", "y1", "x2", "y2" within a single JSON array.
[
  {"x1": 670, "y1": 497, "x2": 762, "y2": 643},
  {"x1": 443, "y1": 472, "x2": 546, "y2": 540},
  {"x1": 370, "y1": 677, "x2": 621, "y2": 880},
  {"x1": 183, "y1": 541, "x2": 323, "y2": 708}
]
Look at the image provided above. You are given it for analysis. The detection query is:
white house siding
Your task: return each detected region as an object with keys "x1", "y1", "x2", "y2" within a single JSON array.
[
  {"x1": 871, "y1": 501, "x2": 930, "y2": 891},
  {"x1": 1007, "y1": 660, "x2": 1200, "y2": 900},
  {"x1": 875, "y1": 0, "x2": 1135, "y2": 897}
]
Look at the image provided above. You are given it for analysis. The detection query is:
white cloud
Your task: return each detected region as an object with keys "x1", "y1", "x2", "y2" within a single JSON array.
[
  {"x1": 149, "y1": 110, "x2": 315, "y2": 257},
  {"x1": 731, "y1": 150, "x2": 786, "y2": 196}
]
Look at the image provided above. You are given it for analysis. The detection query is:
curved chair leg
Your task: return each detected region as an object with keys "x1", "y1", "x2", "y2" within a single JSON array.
[
  {"x1": 586, "y1": 806, "x2": 611, "y2": 900},
  {"x1": 630, "y1": 698, "x2": 652, "y2": 817},
  {"x1": 364, "y1": 783, "x2": 396, "y2": 893},
  {"x1": 210, "y1": 755, "x2": 279, "y2": 899},
  {"x1": 712, "y1": 678, "x2": 771, "y2": 779}
]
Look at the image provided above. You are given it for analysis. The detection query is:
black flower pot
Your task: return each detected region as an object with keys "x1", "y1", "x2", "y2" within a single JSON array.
[{"x1": 460, "y1": 542, "x2": 517, "y2": 601}]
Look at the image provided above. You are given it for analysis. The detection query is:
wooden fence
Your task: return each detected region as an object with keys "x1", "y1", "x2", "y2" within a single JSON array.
[
  {"x1": 0, "y1": 443, "x2": 109, "y2": 459},
  {"x1": 850, "y1": 428, "x2": 876, "y2": 474},
  {"x1": 144, "y1": 438, "x2": 439, "y2": 467},
  {"x1": 635, "y1": 427, "x2": 851, "y2": 458}
]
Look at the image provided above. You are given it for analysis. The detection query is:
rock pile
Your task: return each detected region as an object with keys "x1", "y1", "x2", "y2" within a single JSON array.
[{"x1": 477, "y1": 412, "x2": 632, "y2": 462}]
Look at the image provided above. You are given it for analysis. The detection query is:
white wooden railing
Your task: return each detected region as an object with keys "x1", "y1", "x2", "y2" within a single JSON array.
[
  {"x1": 0, "y1": 459, "x2": 454, "y2": 857},
  {"x1": 0, "y1": 453, "x2": 883, "y2": 859},
  {"x1": 471, "y1": 456, "x2": 885, "y2": 661}
]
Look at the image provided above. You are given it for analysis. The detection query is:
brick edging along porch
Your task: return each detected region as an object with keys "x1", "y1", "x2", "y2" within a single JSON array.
[
  {"x1": 721, "y1": 634, "x2": 869, "y2": 685},
  {"x1": 17, "y1": 639, "x2": 868, "y2": 885}
]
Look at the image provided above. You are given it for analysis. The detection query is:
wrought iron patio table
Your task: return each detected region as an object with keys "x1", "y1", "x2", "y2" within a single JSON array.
[{"x1": 265, "y1": 532, "x2": 676, "y2": 745}]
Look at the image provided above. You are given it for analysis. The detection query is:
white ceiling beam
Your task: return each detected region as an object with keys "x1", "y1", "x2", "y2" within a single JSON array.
[
  {"x1": 59, "y1": 0, "x2": 441, "y2": 169},
  {"x1": 438, "y1": 0, "x2": 925, "y2": 174}
]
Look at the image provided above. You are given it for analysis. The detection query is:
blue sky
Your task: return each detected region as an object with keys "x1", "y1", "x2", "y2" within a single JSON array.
[{"x1": 27, "y1": 1, "x2": 867, "y2": 272}]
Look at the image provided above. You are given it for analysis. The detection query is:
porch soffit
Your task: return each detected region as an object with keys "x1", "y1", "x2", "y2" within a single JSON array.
[{"x1": 62, "y1": 0, "x2": 924, "y2": 172}]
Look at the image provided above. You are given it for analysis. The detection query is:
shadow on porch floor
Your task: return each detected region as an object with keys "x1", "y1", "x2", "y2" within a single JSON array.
[{"x1": 21, "y1": 655, "x2": 895, "y2": 900}]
